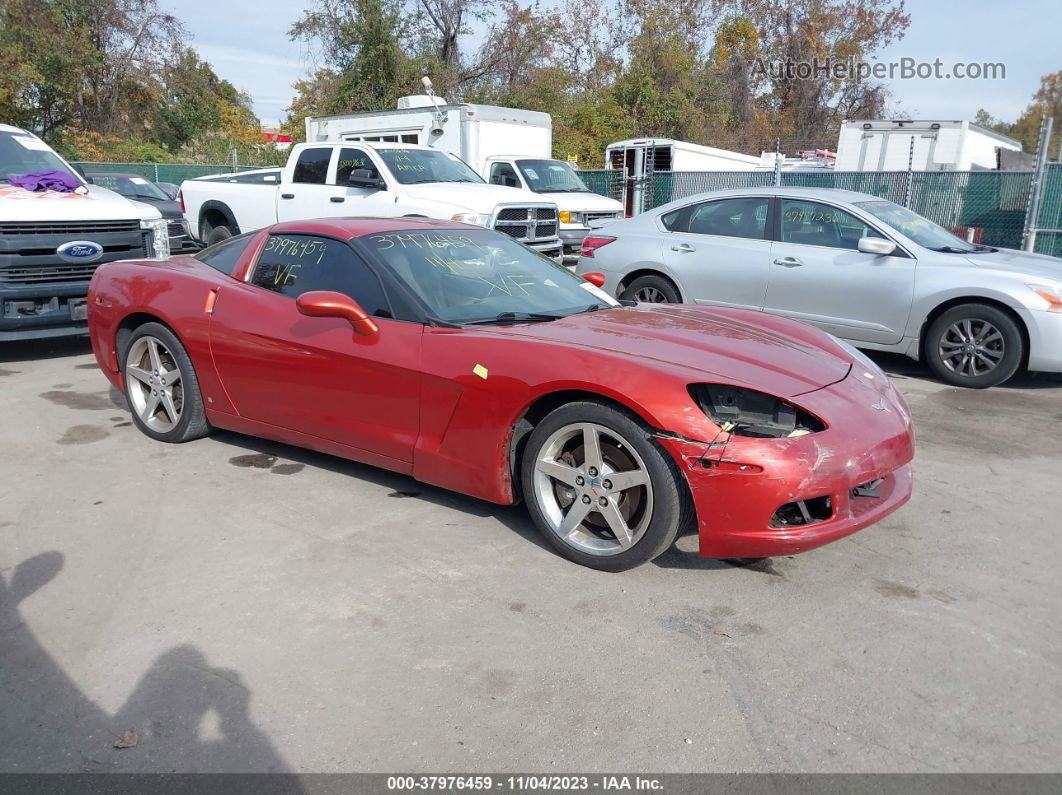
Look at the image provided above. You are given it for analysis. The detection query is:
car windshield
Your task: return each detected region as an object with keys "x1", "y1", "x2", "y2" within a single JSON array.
[
  {"x1": 90, "y1": 174, "x2": 169, "y2": 201},
  {"x1": 362, "y1": 228, "x2": 617, "y2": 324},
  {"x1": 376, "y1": 149, "x2": 485, "y2": 185},
  {"x1": 516, "y1": 159, "x2": 590, "y2": 193},
  {"x1": 855, "y1": 200, "x2": 983, "y2": 253},
  {"x1": 0, "y1": 131, "x2": 79, "y2": 183}
]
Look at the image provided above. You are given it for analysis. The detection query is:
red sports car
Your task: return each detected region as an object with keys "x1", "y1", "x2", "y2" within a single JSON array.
[{"x1": 88, "y1": 217, "x2": 914, "y2": 571}]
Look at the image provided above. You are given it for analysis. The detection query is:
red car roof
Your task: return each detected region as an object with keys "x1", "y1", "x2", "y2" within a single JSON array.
[{"x1": 270, "y1": 217, "x2": 479, "y2": 239}]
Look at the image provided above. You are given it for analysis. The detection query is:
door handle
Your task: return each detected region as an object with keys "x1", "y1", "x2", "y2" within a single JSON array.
[
  {"x1": 773, "y1": 256, "x2": 803, "y2": 267},
  {"x1": 670, "y1": 243, "x2": 695, "y2": 253},
  {"x1": 280, "y1": 193, "x2": 294, "y2": 200},
  {"x1": 330, "y1": 196, "x2": 345, "y2": 203}
]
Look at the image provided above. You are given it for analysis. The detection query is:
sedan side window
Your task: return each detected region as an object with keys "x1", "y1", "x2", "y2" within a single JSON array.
[
  {"x1": 292, "y1": 148, "x2": 332, "y2": 184},
  {"x1": 489, "y1": 162, "x2": 520, "y2": 188},
  {"x1": 781, "y1": 200, "x2": 884, "y2": 250},
  {"x1": 686, "y1": 198, "x2": 769, "y2": 240},
  {"x1": 250, "y1": 234, "x2": 391, "y2": 317}
]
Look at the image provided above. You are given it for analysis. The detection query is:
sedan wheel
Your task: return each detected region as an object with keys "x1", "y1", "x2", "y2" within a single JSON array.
[
  {"x1": 620, "y1": 274, "x2": 681, "y2": 304},
  {"x1": 924, "y1": 303, "x2": 1023, "y2": 389},
  {"x1": 521, "y1": 401, "x2": 691, "y2": 571}
]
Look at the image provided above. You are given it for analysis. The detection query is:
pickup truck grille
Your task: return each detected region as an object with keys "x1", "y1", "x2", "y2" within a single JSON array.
[
  {"x1": 0, "y1": 220, "x2": 141, "y2": 236},
  {"x1": 492, "y1": 207, "x2": 559, "y2": 243},
  {"x1": 584, "y1": 211, "x2": 620, "y2": 224},
  {"x1": 0, "y1": 264, "x2": 98, "y2": 284}
]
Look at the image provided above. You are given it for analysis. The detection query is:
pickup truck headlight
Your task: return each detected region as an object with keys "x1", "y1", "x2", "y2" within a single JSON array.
[
  {"x1": 451, "y1": 212, "x2": 490, "y2": 227},
  {"x1": 141, "y1": 218, "x2": 170, "y2": 259}
]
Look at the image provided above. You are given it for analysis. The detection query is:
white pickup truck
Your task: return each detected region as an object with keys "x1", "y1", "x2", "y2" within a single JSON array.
[
  {"x1": 180, "y1": 142, "x2": 563, "y2": 260},
  {"x1": 1, "y1": 124, "x2": 168, "y2": 341}
]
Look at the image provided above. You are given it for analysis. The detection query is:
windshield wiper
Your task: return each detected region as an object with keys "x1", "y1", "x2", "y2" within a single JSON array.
[
  {"x1": 462, "y1": 311, "x2": 565, "y2": 325},
  {"x1": 929, "y1": 245, "x2": 977, "y2": 253}
]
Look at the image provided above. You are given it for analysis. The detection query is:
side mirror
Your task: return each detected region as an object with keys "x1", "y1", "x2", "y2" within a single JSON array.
[
  {"x1": 858, "y1": 237, "x2": 897, "y2": 256},
  {"x1": 582, "y1": 271, "x2": 607, "y2": 288},
  {"x1": 348, "y1": 169, "x2": 385, "y2": 190},
  {"x1": 296, "y1": 290, "x2": 379, "y2": 336}
]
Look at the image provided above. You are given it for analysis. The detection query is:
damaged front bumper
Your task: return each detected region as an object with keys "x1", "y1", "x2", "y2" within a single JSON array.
[{"x1": 657, "y1": 375, "x2": 915, "y2": 559}]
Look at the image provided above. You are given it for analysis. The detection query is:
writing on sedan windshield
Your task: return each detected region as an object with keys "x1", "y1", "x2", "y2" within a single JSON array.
[{"x1": 263, "y1": 235, "x2": 328, "y2": 264}]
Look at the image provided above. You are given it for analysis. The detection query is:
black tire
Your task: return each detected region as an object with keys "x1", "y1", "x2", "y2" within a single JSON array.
[
  {"x1": 620, "y1": 274, "x2": 681, "y2": 304},
  {"x1": 520, "y1": 401, "x2": 693, "y2": 572},
  {"x1": 924, "y1": 303, "x2": 1023, "y2": 388},
  {"x1": 203, "y1": 222, "x2": 234, "y2": 247},
  {"x1": 121, "y1": 322, "x2": 211, "y2": 443}
]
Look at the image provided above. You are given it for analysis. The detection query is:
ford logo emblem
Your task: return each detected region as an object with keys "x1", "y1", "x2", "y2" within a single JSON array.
[{"x1": 56, "y1": 240, "x2": 104, "y2": 263}]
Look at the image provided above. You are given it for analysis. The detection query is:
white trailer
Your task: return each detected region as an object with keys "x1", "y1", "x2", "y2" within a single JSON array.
[
  {"x1": 305, "y1": 96, "x2": 552, "y2": 175},
  {"x1": 835, "y1": 120, "x2": 1022, "y2": 172},
  {"x1": 604, "y1": 138, "x2": 760, "y2": 215}
]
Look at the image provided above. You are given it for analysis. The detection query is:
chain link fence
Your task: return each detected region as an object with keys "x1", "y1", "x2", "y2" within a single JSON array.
[
  {"x1": 578, "y1": 168, "x2": 1052, "y2": 254},
  {"x1": 73, "y1": 161, "x2": 264, "y2": 184}
]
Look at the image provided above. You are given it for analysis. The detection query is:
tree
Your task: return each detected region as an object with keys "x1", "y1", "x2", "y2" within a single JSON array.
[
  {"x1": 1009, "y1": 71, "x2": 1062, "y2": 158},
  {"x1": 158, "y1": 48, "x2": 249, "y2": 151}
]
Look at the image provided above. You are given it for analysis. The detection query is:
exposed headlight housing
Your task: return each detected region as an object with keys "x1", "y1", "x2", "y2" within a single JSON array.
[
  {"x1": 451, "y1": 212, "x2": 490, "y2": 227},
  {"x1": 140, "y1": 218, "x2": 170, "y2": 258},
  {"x1": 688, "y1": 384, "x2": 826, "y2": 439},
  {"x1": 1027, "y1": 283, "x2": 1062, "y2": 312}
]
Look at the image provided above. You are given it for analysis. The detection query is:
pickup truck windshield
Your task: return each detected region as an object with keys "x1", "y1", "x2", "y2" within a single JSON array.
[
  {"x1": 855, "y1": 200, "x2": 980, "y2": 253},
  {"x1": 362, "y1": 228, "x2": 616, "y2": 324},
  {"x1": 0, "y1": 131, "x2": 76, "y2": 183},
  {"x1": 377, "y1": 149, "x2": 484, "y2": 185},
  {"x1": 89, "y1": 173, "x2": 170, "y2": 201},
  {"x1": 516, "y1": 159, "x2": 591, "y2": 193}
]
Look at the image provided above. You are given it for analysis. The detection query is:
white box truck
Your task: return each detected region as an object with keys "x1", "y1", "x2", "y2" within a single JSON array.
[
  {"x1": 0, "y1": 124, "x2": 168, "y2": 341},
  {"x1": 834, "y1": 120, "x2": 1022, "y2": 172},
  {"x1": 604, "y1": 138, "x2": 761, "y2": 215},
  {"x1": 305, "y1": 94, "x2": 623, "y2": 261}
]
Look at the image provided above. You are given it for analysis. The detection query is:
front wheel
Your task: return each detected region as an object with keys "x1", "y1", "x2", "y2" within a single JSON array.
[
  {"x1": 122, "y1": 322, "x2": 211, "y2": 443},
  {"x1": 924, "y1": 304, "x2": 1024, "y2": 388},
  {"x1": 520, "y1": 401, "x2": 691, "y2": 571}
]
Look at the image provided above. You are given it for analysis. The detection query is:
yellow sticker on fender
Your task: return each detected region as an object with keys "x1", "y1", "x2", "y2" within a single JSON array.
[{"x1": 473, "y1": 364, "x2": 489, "y2": 380}]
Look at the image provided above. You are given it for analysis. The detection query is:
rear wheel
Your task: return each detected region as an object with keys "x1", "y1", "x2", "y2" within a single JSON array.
[
  {"x1": 521, "y1": 401, "x2": 691, "y2": 571},
  {"x1": 123, "y1": 322, "x2": 210, "y2": 443},
  {"x1": 202, "y1": 220, "x2": 234, "y2": 246},
  {"x1": 924, "y1": 303, "x2": 1023, "y2": 388},
  {"x1": 620, "y1": 274, "x2": 680, "y2": 304}
]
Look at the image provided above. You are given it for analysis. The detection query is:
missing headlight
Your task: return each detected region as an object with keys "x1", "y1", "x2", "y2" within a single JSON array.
[{"x1": 688, "y1": 384, "x2": 826, "y2": 439}]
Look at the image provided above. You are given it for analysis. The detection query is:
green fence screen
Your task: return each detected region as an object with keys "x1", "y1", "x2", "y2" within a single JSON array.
[{"x1": 577, "y1": 168, "x2": 1049, "y2": 253}]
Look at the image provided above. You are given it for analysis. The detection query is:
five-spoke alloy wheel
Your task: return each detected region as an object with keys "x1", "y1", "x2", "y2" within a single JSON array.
[
  {"x1": 522, "y1": 401, "x2": 691, "y2": 571},
  {"x1": 122, "y1": 322, "x2": 211, "y2": 442}
]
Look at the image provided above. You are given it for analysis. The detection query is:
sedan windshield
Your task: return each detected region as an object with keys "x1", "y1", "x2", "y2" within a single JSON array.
[
  {"x1": 0, "y1": 131, "x2": 78, "y2": 183},
  {"x1": 855, "y1": 200, "x2": 984, "y2": 253},
  {"x1": 516, "y1": 159, "x2": 591, "y2": 193},
  {"x1": 376, "y1": 149, "x2": 484, "y2": 185},
  {"x1": 89, "y1": 174, "x2": 170, "y2": 201},
  {"x1": 362, "y1": 228, "x2": 617, "y2": 324}
]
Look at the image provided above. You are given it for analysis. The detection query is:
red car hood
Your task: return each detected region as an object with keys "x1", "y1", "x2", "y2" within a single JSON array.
[{"x1": 493, "y1": 305, "x2": 852, "y2": 397}]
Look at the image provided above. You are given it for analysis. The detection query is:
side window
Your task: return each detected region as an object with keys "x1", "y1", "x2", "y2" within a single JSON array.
[
  {"x1": 780, "y1": 200, "x2": 884, "y2": 249},
  {"x1": 292, "y1": 148, "x2": 332, "y2": 184},
  {"x1": 194, "y1": 231, "x2": 256, "y2": 276},
  {"x1": 687, "y1": 197, "x2": 769, "y2": 240},
  {"x1": 250, "y1": 234, "x2": 390, "y2": 317},
  {"x1": 336, "y1": 148, "x2": 380, "y2": 185},
  {"x1": 488, "y1": 163, "x2": 519, "y2": 188},
  {"x1": 661, "y1": 207, "x2": 688, "y2": 232}
]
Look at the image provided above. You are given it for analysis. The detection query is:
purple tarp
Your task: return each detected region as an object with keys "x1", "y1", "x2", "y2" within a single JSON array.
[{"x1": 8, "y1": 170, "x2": 82, "y2": 193}]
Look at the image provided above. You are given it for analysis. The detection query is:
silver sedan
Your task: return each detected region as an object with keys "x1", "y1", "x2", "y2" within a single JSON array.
[{"x1": 576, "y1": 186, "x2": 1062, "y2": 388}]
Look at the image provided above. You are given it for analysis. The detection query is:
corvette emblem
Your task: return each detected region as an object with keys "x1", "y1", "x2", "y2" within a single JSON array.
[{"x1": 871, "y1": 399, "x2": 888, "y2": 412}]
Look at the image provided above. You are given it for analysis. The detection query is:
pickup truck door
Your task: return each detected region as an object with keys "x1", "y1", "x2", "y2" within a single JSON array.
[
  {"x1": 763, "y1": 198, "x2": 915, "y2": 345},
  {"x1": 275, "y1": 146, "x2": 337, "y2": 223},
  {"x1": 208, "y1": 231, "x2": 422, "y2": 469}
]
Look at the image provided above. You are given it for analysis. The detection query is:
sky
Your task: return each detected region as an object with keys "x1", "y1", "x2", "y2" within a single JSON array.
[{"x1": 172, "y1": 0, "x2": 1059, "y2": 135}]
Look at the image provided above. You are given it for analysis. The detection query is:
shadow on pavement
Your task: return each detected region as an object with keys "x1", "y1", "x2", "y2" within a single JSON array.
[
  {"x1": 0, "y1": 336, "x2": 93, "y2": 364},
  {"x1": 0, "y1": 552, "x2": 298, "y2": 776}
]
